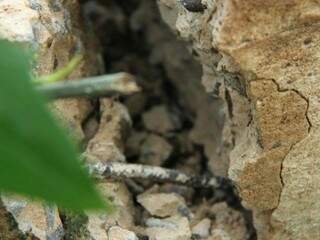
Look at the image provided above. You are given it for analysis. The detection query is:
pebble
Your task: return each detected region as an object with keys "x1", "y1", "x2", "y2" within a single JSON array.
[
  {"x1": 142, "y1": 105, "x2": 181, "y2": 135},
  {"x1": 107, "y1": 226, "x2": 139, "y2": 240},
  {"x1": 192, "y1": 218, "x2": 211, "y2": 238},
  {"x1": 139, "y1": 134, "x2": 173, "y2": 166},
  {"x1": 145, "y1": 215, "x2": 191, "y2": 240},
  {"x1": 137, "y1": 192, "x2": 187, "y2": 217}
]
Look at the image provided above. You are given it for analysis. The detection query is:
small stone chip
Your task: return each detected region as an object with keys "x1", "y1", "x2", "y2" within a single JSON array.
[
  {"x1": 107, "y1": 226, "x2": 138, "y2": 240},
  {"x1": 142, "y1": 105, "x2": 181, "y2": 135},
  {"x1": 192, "y1": 218, "x2": 211, "y2": 238},
  {"x1": 145, "y1": 215, "x2": 192, "y2": 240},
  {"x1": 137, "y1": 192, "x2": 187, "y2": 217}
]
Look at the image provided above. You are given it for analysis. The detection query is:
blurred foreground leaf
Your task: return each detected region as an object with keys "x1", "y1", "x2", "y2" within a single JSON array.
[{"x1": 0, "y1": 40, "x2": 107, "y2": 211}]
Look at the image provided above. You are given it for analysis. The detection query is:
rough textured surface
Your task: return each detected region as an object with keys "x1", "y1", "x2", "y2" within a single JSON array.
[
  {"x1": 84, "y1": 100, "x2": 135, "y2": 239},
  {"x1": 157, "y1": 0, "x2": 320, "y2": 239},
  {"x1": 0, "y1": 0, "x2": 101, "y2": 239},
  {"x1": 209, "y1": 203, "x2": 248, "y2": 240},
  {"x1": 137, "y1": 192, "x2": 186, "y2": 217},
  {"x1": 142, "y1": 105, "x2": 182, "y2": 135},
  {"x1": 107, "y1": 226, "x2": 138, "y2": 240},
  {"x1": 145, "y1": 216, "x2": 192, "y2": 240},
  {"x1": 191, "y1": 218, "x2": 211, "y2": 238},
  {"x1": 7, "y1": 0, "x2": 318, "y2": 238},
  {"x1": 2, "y1": 196, "x2": 63, "y2": 240},
  {"x1": 139, "y1": 134, "x2": 173, "y2": 166}
]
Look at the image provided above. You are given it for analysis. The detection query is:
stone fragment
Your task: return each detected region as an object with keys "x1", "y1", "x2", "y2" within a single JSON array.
[
  {"x1": 137, "y1": 193, "x2": 187, "y2": 218},
  {"x1": 0, "y1": 0, "x2": 102, "y2": 239},
  {"x1": 142, "y1": 105, "x2": 181, "y2": 134},
  {"x1": 209, "y1": 203, "x2": 247, "y2": 240},
  {"x1": 84, "y1": 100, "x2": 135, "y2": 237},
  {"x1": 85, "y1": 99, "x2": 131, "y2": 163},
  {"x1": 107, "y1": 226, "x2": 138, "y2": 240},
  {"x1": 124, "y1": 93, "x2": 148, "y2": 118},
  {"x1": 1, "y1": 196, "x2": 63, "y2": 240},
  {"x1": 125, "y1": 131, "x2": 148, "y2": 158},
  {"x1": 139, "y1": 134, "x2": 173, "y2": 166},
  {"x1": 156, "y1": 0, "x2": 320, "y2": 238},
  {"x1": 192, "y1": 218, "x2": 211, "y2": 238},
  {"x1": 145, "y1": 215, "x2": 191, "y2": 240}
]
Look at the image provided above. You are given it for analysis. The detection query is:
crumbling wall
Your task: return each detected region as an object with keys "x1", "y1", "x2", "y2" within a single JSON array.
[
  {"x1": 158, "y1": 0, "x2": 320, "y2": 239},
  {"x1": 0, "y1": 1, "x2": 135, "y2": 239}
]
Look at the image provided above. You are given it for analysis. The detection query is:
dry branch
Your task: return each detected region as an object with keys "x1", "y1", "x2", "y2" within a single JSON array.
[{"x1": 88, "y1": 162, "x2": 231, "y2": 190}]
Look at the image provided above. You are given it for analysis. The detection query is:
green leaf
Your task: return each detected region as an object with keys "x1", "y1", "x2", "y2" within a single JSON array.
[{"x1": 0, "y1": 40, "x2": 107, "y2": 211}]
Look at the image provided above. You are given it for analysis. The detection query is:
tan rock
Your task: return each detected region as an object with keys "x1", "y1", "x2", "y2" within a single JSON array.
[
  {"x1": 142, "y1": 105, "x2": 181, "y2": 134},
  {"x1": 139, "y1": 134, "x2": 173, "y2": 166},
  {"x1": 85, "y1": 99, "x2": 131, "y2": 163},
  {"x1": 0, "y1": 0, "x2": 102, "y2": 239},
  {"x1": 192, "y1": 218, "x2": 211, "y2": 238},
  {"x1": 107, "y1": 226, "x2": 138, "y2": 240},
  {"x1": 157, "y1": 0, "x2": 320, "y2": 238},
  {"x1": 145, "y1": 215, "x2": 191, "y2": 240},
  {"x1": 210, "y1": 203, "x2": 247, "y2": 240},
  {"x1": 85, "y1": 100, "x2": 135, "y2": 237},
  {"x1": 1, "y1": 196, "x2": 63, "y2": 240},
  {"x1": 137, "y1": 193, "x2": 187, "y2": 218}
]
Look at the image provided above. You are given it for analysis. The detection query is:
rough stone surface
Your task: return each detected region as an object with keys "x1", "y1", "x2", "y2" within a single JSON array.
[
  {"x1": 107, "y1": 226, "x2": 138, "y2": 240},
  {"x1": 0, "y1": 0, "x2": 101, "y2": 239},
  {"x1": 1, "y1": 196, "x2": 63, "y2": 240},
  {"x1": 192, "y1": 218, "x2": 211, "y2": 238},
  {"x1": 137, "y1": 192, "x2": 187, "y2": 218},
  {"x1": 139, "y1": 134, "x2": 173, "y2": 166},
  {"x1": 84, "y1": 100, "x2": 135, "y2": 239},
  {"x1": 142, "y1": 105, "x2": 182, "y2": 135},
  {"x1": 85, "y1": 99, "x2": 131, "y2": 163},
  {"x1": 145, "y1": 215, "x2": 192, "y2": 240},
  {"x1": 157, "y1": 0, "x2": 320, "y2": 238},
  {"x1": 210, "y1": 203, "x2": 247, "y2": 240}
]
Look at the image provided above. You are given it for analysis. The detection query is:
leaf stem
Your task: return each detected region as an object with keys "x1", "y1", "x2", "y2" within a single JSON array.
[
  {"x1": 37, "y1": 72, "x2": 140, "y2": 99},
  {"x1": 34, "y1": 55, "x2": 83, "y2": 84}
]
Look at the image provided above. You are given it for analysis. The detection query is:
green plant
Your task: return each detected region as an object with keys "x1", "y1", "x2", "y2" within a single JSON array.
[{"x1": 0, "y1": 40, "x2": 109, "y2": 212}]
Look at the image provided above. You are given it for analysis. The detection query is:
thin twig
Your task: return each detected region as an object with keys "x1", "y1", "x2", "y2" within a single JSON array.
[
  {"x1": 88, "y1": 162, "x2": 231, "y2": 190},
  {"x1": 37, "y1": 72, "x2": 140, "y2": 99}
]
